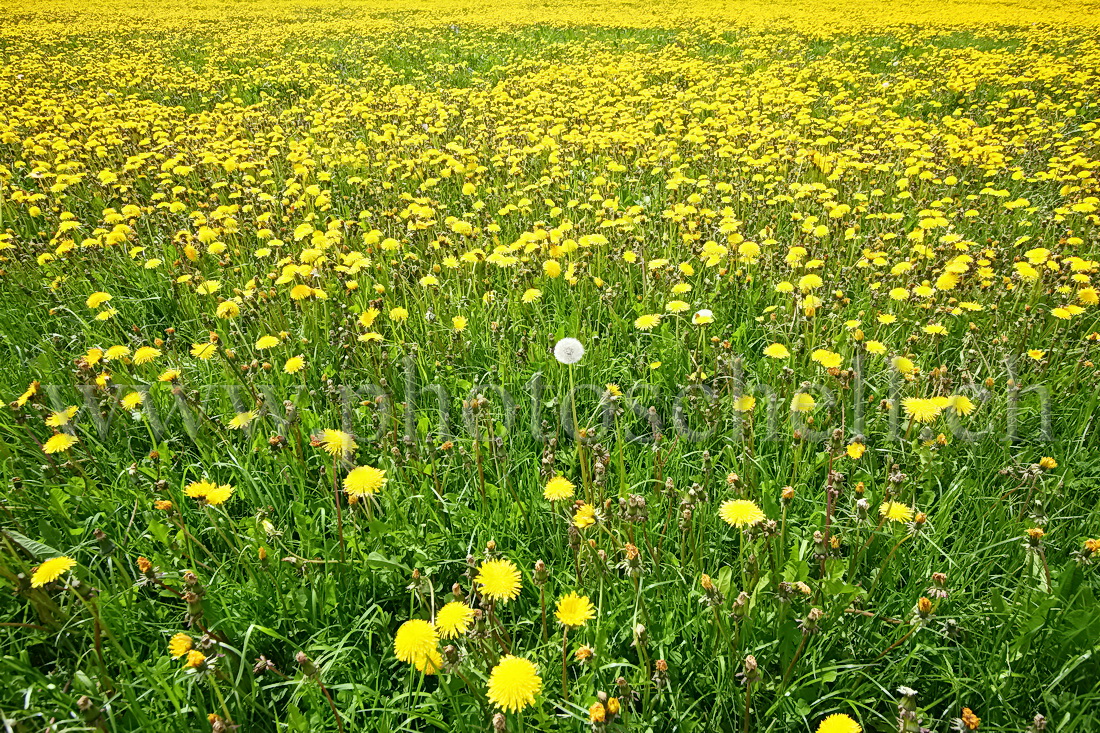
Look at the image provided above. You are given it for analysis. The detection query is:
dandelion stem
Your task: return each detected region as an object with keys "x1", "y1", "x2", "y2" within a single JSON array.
[
  {"x1": 561, "y1": 626, "x2": 569, "y2": 701},
  {"x1": 332, "y1": 456, "x2": 345, "y2": 563}
]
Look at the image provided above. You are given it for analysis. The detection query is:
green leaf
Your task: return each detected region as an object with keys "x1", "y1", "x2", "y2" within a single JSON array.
[{"x1": 3, "y1": 530, "x2": 62, "y2": 560}]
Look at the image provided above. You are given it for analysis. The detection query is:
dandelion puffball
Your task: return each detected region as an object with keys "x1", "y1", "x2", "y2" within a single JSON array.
[{"x1": 554, "y1": 337, "x2": 584, "y2": 364}]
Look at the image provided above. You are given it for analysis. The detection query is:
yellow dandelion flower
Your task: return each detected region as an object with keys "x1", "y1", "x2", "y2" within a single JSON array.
[
  {"x1": 30, "y1": 556, "x2": 76, "y2": 588},
  {"x1": 817, "y1": 713, "x2": 862, "y2": 733},
  {"x1": 227, "y1": 412, "x2": 255, "y2": 429},
  {"x1": 879, "y1": 501, "x2": 914, "y2": 523},
  {"x1": 847, "y1": 442, "x2": 866, "y2": 459},
  {"x1": 764, "y1": 343, "x2": 790, "y2": 359},
  {"x1": 133, "y1": 347, "x2": 162, "y2": 364},
  {"x1": 950, "y1": 395, "x2": 975, "y2": 416},
  {"x1": 86, "y1": 292, "x2": 112, "y2": 308},
  {"x1": 359, "y1": 308, "x2": 380, "y2": 328},
  {"x1": 45, "y1": 406, "x2": 78, "y2": 427},
  {"x1": 185, "y1": 479, "x2": 216, "y2": 499},
  {"x1": 436, "y1": 602, "x2": 476, "y2": 639},
  {"x1": 543, "y1": 476, "x2": 575, "y2": 501},
  {"x1": 413, "y1": 648, "x2": 443, "y2": 675},
  {"x1": 43, "y1": 433, "x2": 78, "y2": 454},
  {"x1": 573, "y1": 502, "x2": 596, "y2": 529},
  {"x1": 344, "y1": 465, "x2": 387, "y2": 497},
  {"x1": 203, "y1": 484, "x2": 234, "y2": 506},
  {"x1": 317, "y1": 429, "x2": 357, "y2": 458},
  {"x1": 168, "y1": 633, "x2": 193, "y2": 658},
  {"x1": 394, "y1": 619, "x2": 437, "y2": 664},
  {"x1": 216, "y1": 300, "x2": 240, "y2": 319},
  {"x1": 892, "y1": 356, "x2": 916, "y2": 375},
  {"x1": 812, "y1": 349, "x2": 842, "y2": 369},
  {"x1": 476, "y1": 558, "x2": 522, "y2": 602},
  {"x1": 452, "y1": 315, "x2": 468, "y2": 332},
  {"x1": 104, "y1": 345, "x2": 130, "y2": 361},
  {"x1": 255, "y1": 335, "x2": 280, "y2": 350},
  {"x1": 791, "y1": 393, "x2": 816, "y2": 413},
  {"x1": 634, "y1": 313, "x2": 661, "y2": 330},
  {"x1": 184, "y1": 650, "x2": 206, "y2": 669},
  {"x1": 555, "y1": 592, "x2": 595, "y2": 627},
  {"x1": 719, "y1": 499, "x2": 765, "y2": 527},
  {"x1": 486, "y1": 655, "x2": 541, "y2": 713},
  {"x1": 902, "y1": 397, "x2": 942, "y2": 423},
  {"x1": 191, "y1": 343, "x2": 217, "y2": 360},
  {"x1": 283, "y1": 356, "x2": 305, "y2": 374}
]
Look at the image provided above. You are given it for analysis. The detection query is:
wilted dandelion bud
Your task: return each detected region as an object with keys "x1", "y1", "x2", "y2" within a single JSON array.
[
  {"x1": 799, "y1": 607, "x2": 824, "y2": 634},
  {"x1": 914, "y1": 596, "x2": 934, "y2": 623},
  {"x1": 812, "y1": 530, "x2": 828, "y2": 560},
  {"x1": 731, "y1": 591, "x2": 750, "y2": 618},
  {"x1": 77, "y1": 695, "x2": 102, "y2": 725},
  {"x1": 830, "y1": 427, "x2": 844, "y2": 450},
  {"x1": 1078, "y1": 538, "x2": 1100, "y2": 564},
  {"x1": 781, "y1": 485, "x2": 795, "y2": 503},
  {"x1": 632, "y1": 623, "x2": 647, "y2": 647},
  {"x1": 492, "y1": 712, "x2": 507, "y2": 732},
  {"x1": 700, "y1": 573, "x2": 724, "y2": 607},
  {"x1": 253, "y1": 655, "x2": 278, "y2": 676},
  {"x1": 856, "y1": 497, "x2": 870, "y2": 519},
  {"x1": 532, "y1": 560, "x2": 548, "y2": 585},
  {"x1": 952, "y1": 707, "x2": 981, "y2": 731},
  {"x1": 621, "y1": 543, "x2": 642, "y2": 578},
  {"x1": 485, "y1": 539, "x2": 496, "y2": 554},
  {"x1": 897, "y1": 686, "x2": 922, "y2": 732},
  {"x1": 295, "y1": 651, "x2": 318, "y2": 678},
  {"x1": 652, "y1": 659, "x2": 669, "y2": 690},
  {"x1": 1028, "y1": 714, "x2": 1047, "y2": 732},
  {"x1": 927, "y1": 572, "x2": 949, "y2": 599},
  {"x1": 737, "y1": 654, "x2": 760, "y2": 687}
]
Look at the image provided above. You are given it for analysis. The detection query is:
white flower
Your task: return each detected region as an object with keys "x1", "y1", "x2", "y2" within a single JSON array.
[
  {"x1": 692, "y1": 309, "x2": 714, "y2": 325},
  {"x1": 554, "y1": 337, "x2": 584, "y2": 364}
]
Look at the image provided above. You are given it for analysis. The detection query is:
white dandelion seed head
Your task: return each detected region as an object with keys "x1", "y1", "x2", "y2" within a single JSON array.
[{"x1": 554, "y1": 337, "x2": 584, "y2": 364}]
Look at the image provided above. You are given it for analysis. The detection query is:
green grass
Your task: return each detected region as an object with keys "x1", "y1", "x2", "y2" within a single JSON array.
[{"x1": 1, "y1": 11, "x2": 1100, "y2": 733}]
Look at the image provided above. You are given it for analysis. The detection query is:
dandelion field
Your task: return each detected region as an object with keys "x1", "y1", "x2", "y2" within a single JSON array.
[{"x1": 3, "y1": 0, "x2": 1100, "y2": 730}]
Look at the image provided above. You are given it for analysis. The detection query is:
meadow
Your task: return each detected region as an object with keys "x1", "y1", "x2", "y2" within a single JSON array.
[{"x1": 1, "y1": 0, "x2": 1100, "y2": 730}]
